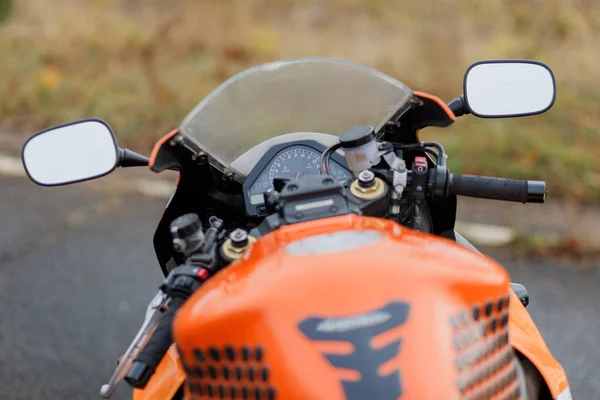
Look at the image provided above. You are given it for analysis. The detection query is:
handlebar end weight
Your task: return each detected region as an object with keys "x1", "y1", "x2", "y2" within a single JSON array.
[
  {"x1": 527, "y1": 181, "x2": 546, "y2": 203},
  {"x1": 124, "y1": 361, "x2": 154, "y2": 389}
]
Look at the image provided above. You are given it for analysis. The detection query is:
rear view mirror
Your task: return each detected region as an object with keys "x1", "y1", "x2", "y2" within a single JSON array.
[
  {"x1": 464, "y1": 60, "x2": 556, "y2": 118},
  {"x1": 22, "y1": 119, "x2": 119, "y2": 186}
]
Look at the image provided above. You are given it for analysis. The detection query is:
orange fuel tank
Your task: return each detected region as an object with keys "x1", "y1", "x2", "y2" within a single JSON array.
[{"x1": 172, "y1": 214, "x2": 524, "y2": 400}]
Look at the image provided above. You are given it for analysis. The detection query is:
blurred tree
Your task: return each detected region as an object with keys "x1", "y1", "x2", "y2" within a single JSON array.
[{"x1": 0, "y1": 0, "x2": 11, "y2": 24}]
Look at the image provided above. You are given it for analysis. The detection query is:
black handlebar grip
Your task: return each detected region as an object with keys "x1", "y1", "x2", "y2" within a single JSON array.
[
  {"x1": 125, "y1": 295, "x2": 187, "y2": 389},
  {"x1": 449, "y1": 174, "x2": 546, "y2": 203}
]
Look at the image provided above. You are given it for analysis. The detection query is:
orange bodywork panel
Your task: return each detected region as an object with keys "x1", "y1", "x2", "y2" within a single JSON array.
[
  {"x1": 508, "y1": 292, "x2": 569, "y2": 397},
  {"x1": 134, "y1": 215, "x2": 568, "y2": 399},
  {"x1": 172, "y1": 215, "x2": 524, "y2": 399},
  {"x1": 149, "y1": 129, "x2": 178, "y2": 170},
  {"x1": 413, "y1": 91, "x2": 456, "y2": 121},
  {"x1": 132, "y1": 345, "x2": 186, "y2": 400},
  {"x1": 148, "y1": 129, "x2": 180, "y2": 220},
  {"x1": 410, "y1": 91, "x2": 455, "y2": 142}
]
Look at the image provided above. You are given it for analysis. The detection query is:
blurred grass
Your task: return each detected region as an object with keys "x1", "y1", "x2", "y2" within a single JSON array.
[{"x1": 1, "y1": 0, "x2": 599, "y2": 201}]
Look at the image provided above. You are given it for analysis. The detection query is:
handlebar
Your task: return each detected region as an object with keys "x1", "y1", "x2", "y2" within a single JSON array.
[
  {"x1": 377, "y1": 144, "x2": 546, "y2": 205},
  {"x1": 99, "y1": 291, "x2": 167, "y2": 399},
  {"x1": 125, "y1": 295, "x2": 186, "y2": 388},
  {"x1": 122, "y1": 264, "x2": 208, "y2": 389},
  {"x1": 448, "y1": 174, "x2": 546, "y2": 204},
  {"x1": 101, "y1": 234, "x2": 217, "y2": 397}
]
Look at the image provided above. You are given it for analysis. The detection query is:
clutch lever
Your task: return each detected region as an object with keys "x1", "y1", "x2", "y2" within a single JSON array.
[{"x1": 99, "y1": 290, "x2": 168, "y2": 398}]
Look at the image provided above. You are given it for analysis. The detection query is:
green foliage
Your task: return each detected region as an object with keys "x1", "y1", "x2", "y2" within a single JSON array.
[
  {"x1": 0, "y1": 0, "x2": 11, "y2": 24},
  {"x1": 1, "y1": 0, "x2": 599, "y2": 201}
]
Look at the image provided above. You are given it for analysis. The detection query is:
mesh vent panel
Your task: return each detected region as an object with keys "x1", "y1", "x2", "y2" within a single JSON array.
[
  {"x1": 451, "y1": 293, "x2": 523, "y2": 400},
  {"x1": 181, "y1": 345, "x2": 275, "y2": 400}
]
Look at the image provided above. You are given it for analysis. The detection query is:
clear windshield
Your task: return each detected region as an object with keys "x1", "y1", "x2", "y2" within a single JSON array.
[{"x1": 178, "y1": 57, "x2": 413, "y2": 174}]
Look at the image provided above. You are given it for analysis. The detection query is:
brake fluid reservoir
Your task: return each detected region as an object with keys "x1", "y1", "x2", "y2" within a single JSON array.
[{"x1": 339, "y1": 125, "x2": 380, "y2": 173}]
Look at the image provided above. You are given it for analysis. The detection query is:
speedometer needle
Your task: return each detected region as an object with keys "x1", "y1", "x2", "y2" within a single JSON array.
[{"x1": 296, "y1": 171, "x2": 301, "y2": 180}]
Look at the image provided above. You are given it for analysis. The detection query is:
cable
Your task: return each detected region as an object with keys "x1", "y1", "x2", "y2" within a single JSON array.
[
  {"x1": 421, "y1": 142, "x2": 446, "y2": 167},
  {"x1": 321, "y1": 142, "x2": 342, "y2": 174},
  {"x1": 392, "y1": 141, "x2": 446, "y2": 167},
  {"x1": 392, "y1": 144, "x2": 439, "y2": 164},
  {"x1": 399, "y1": 203, "x2": 415, "y2": 224}
]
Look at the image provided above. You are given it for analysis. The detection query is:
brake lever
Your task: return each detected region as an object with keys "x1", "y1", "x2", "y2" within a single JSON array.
[{"x1": 99, "y1": 290, "x2": 168, "y2": 398}]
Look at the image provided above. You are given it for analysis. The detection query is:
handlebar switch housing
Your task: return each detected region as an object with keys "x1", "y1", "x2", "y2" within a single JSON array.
[
  {"x1": 410, "y1": 157, "x2": 429, "y2": 199},
  {"x1": 428, "y1": 165, "x2": 450, "y2": 201},
  {"x1": 407, "y1": 157, "x2": 433, "y2": 232},
  {"x1": 161, "y1": 265, "x2": 207, "y2": 297}
]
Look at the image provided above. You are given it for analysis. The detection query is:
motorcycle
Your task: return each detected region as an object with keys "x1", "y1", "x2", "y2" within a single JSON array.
[{"x1": 21, "y1": 58, "x2": 571, "y2": 400}]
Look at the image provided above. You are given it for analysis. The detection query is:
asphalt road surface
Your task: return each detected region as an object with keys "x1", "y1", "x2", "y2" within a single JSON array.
[{"x1": 0, "y1": 176, "x2": 598, "y2": 399}]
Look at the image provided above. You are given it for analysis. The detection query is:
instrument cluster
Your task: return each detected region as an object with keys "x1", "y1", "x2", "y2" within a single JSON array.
[{"x1": 243, "y1": 141, "x2": 353, "y2": 216}]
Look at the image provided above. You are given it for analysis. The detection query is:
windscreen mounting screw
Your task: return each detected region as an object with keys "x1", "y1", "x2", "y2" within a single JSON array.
[
  {"x1": 358, "y1": 170, "x2": 376, "y2": 188},
  {"x1": 222, "y1": 171, "x2": 234, "y2": 182},
  {"x1": 191, "y1": 151, "x2": 208, "y2": 165},
  {"x1": 169, "y1": 135, "x2": 183, "y2": 147}
]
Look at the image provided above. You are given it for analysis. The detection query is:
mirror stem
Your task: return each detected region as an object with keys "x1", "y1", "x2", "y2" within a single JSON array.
[
  {"x1": 118, "y1": 148, "x2": 149, "y2": 168},
  {"x1": 447, "y1": 95, "x2": 471, "y2": 117}
]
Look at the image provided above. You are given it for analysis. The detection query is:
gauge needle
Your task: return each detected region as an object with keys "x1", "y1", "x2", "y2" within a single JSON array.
[{"x1": 296, "y1": 171, "x2": 301, "y2": 179}]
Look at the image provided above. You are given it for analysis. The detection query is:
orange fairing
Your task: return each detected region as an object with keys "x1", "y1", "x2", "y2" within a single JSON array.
[
  {"x1": 150, "y1": 129, "x2": 180, "y2": 219},
  {"x1": 133, "y1": 345, "x2": 186, "y2": 400},
  {"x1": 413, "y1": 90, "x2": 456, "y2": 121},
  {"x1": 172, "y1": 214, "x2": 534, "y2": 399},
  {"x1": 149, "y1": 129, "x2": 178, "y2": 169},
  {"x1": 508, "y1": 291, "x2": 569, "y2": 397}
]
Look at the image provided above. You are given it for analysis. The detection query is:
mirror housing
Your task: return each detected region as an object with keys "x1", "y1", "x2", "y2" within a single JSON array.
[
  {"x1": 22, "y1": 119, "x2": 120, "y2": 186},
  {"x1": 463, "y1": 60, "x2": 556, "y2": 118}
]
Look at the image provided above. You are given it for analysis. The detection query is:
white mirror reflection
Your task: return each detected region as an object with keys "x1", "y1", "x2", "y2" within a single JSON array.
[
  {"x1": 22, "y1": 120, "x2": 118, "y2": 186},
  {"x1": 464, "y1": 62, "x2": 555, "y2": 117}
]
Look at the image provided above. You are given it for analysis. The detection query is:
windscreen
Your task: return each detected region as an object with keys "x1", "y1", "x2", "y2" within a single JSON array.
[{"x1": 178, "y1": 57, "x2": 413, "y2": 174}]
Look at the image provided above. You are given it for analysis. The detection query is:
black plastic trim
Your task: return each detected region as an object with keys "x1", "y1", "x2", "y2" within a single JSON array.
[
  {"x1": 463, "y1": 60, "x2": 557, "y2": 119},
  {"x1": 119, "y1": 148, "x2": 150, "y2": 167},
  {"x1": 21, "y1": 118, "x2": 119, "y2": 187},
  {"x1": 241, "y1": 140, "x2": 351, "y2": 217}
]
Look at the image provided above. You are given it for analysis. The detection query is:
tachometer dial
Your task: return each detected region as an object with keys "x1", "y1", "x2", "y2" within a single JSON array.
[
  {"x1": 269, "y1": 148, "x2": 321, "y2": 182},
  {"x1": 268, "y1": 147, "x2": 351, "y2": 184}
]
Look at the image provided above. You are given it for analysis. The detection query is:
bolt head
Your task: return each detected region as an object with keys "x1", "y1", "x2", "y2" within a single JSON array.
[
  {"x1": 229, "y1": 228, "x2": 249, "y2": 248},
  {"x1": 358, "y1": 170, "x2": 375, "y2": 181},
  {"x1": 358, "y1": 170, "x2": 376, "y2": 188}
]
